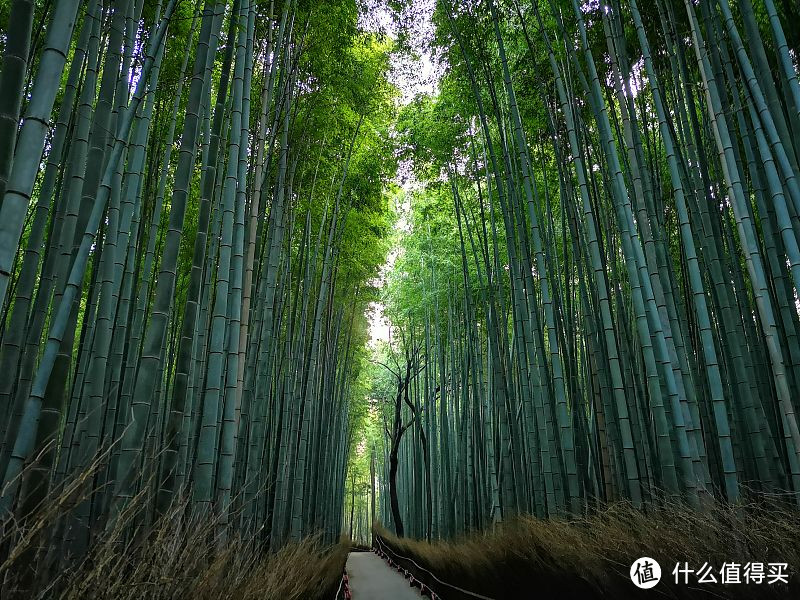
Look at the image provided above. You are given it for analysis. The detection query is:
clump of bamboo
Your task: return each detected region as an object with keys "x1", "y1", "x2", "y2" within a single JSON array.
[
  {"x1": 0, "y1": 0, "x2": 394, "y2": 592},
  {"x1": 372, "y1": 0, "x2": 800, "y2": 544}
]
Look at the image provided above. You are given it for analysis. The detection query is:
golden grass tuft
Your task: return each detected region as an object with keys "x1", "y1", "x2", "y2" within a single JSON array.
[
  {"x1": 376, "y1": 499, "x2": 800, "y2": 598},
  {"x1": 0, "y1": 462, "x2": 347, "y2": 600},
  {"x1": 2, "y1": 507, "x2": 347, "y2": 600},
  {"x1": 55, "y1": 524, "x2": 348, "y2": 600}
]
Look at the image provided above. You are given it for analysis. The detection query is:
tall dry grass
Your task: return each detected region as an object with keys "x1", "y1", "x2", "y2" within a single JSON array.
[
  {"x1": 376, "y1": 499, "x2": 800, "y2": 599},
  {"x1": 0, "y1": 456, "x2": 347, "y2": 599},
  {"x1": 52, "y1": 522, "x2": 347, "y2": 600},
  {"x1": 3, "y1": 507, "x2": 346, "y2": 599}
]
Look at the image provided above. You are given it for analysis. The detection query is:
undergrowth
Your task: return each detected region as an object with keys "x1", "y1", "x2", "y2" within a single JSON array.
[
  {"x1": 3, "y1": 513, "x2": 346, "y2": 599},
  {"x1": 0, "y1": 464, "x2": 347, "y2": 599},
  {"x1": 376, "y1": 499, "x2": 800, "y2": 599}
]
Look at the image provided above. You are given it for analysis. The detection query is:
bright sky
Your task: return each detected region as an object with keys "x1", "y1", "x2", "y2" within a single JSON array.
[
  {"x1": 360, "y1": 0, "x2": 439, "y2": 101},
  {"x1": 360, "y1": 0, "x2": 440, "y2": 348}
]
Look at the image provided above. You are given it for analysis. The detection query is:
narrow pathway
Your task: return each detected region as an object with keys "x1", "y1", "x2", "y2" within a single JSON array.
[{"x1": 346, "y1": 551, "x2": 422, "y2": 599}]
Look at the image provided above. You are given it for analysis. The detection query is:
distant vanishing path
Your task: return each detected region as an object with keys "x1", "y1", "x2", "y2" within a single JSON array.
[{"x1": 346, "y1": 552, "x2": 422, "y2": 599}]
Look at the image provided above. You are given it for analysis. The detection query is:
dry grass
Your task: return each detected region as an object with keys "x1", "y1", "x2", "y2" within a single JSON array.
[
  {"x1": 0, "y1": 459, "x2": 347, "y2": 599},
  {"x1": 2, "y1": 509, "x2": 347, "y2": 599},
  {"x1": 2, "y1": 507, "x2": 347, "y2": 600},
  {"x1": 54, "y1": 523, "x2": 348, "y2": 600},
  {"x1": 376, "y1": 499, "x2": 800, "y2": 599}
]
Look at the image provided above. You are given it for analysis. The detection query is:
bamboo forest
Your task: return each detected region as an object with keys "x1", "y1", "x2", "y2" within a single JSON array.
[{"x1": 0, "y1": 0, "x2": 799, "y2": 597}]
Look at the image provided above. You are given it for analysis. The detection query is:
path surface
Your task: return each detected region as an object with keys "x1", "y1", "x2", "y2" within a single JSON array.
[{"x1": 346, "y1": 551, "x2": 422, "y2": 599}]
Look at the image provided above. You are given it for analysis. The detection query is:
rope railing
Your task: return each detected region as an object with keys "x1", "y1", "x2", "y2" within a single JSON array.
[{"x1": 373, "y1": 534, "x2": 495, "y2": 600}]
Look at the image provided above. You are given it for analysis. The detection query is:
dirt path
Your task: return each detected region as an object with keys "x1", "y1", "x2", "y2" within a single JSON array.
[{"x1": 346, "y1": 551, "x2": 422, "y2": 599}]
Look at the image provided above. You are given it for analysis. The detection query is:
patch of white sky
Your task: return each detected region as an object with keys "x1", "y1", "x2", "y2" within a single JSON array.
[
  {"x1": 358, "y1": 0, "x2": 441, "y2": 348},
  {"x1": 359, "y1": 0, "x2": 440, "y2": 103}
]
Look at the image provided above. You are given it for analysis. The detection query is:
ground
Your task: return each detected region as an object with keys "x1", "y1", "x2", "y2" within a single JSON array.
[{"x1": 346, "y1": 551, "x2": 422, "y2": 599}]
